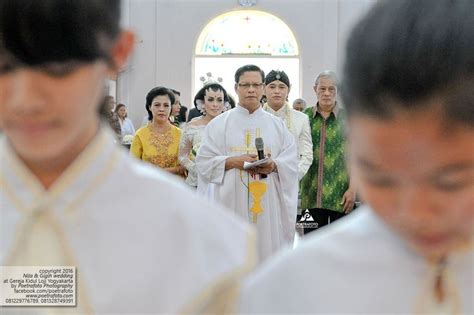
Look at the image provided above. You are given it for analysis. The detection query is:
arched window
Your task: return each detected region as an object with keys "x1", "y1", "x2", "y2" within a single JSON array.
[
  {"x1": 194, "y1": 10, "x2": 300, "y2": 102},
  {"x1": 196, "y1": 10, "x2": 298, "y2": 56}
]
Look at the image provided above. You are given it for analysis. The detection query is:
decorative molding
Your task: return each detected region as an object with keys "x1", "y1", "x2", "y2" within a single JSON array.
[{"x1": 238, "y1": 0, "x2": 257, "y2": 7}]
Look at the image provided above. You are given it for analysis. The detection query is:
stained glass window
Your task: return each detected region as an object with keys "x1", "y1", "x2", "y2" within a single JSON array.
[{"x1": 196, "y1": 10, "x2": 299, "y2": 56}]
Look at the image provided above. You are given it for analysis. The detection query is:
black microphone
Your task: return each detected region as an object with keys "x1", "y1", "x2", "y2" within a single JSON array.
[{"x1": 255, "y1": 137, "x2": 267, "y2": 179}]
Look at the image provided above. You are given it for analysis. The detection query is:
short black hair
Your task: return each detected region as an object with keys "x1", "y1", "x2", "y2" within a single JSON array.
[
  {"x1": 177, "y1": 105, "x2": 188, "y2": 124},
  {"x1": 0, "y1": 0, "x2": 121, "y2": 68},
  {"x1": 170, "y1": 89, "x2": 181, "y2": 97},
  {"x1": 228, "y1": 94, "x2": 236, "y2": 109},
  {"x1": 193, "y1": 83, "x2": 229, "y2": 109},
  {"x1": 234, "y1": 64, "x2": 265, "y2": 84},
  {"x1": 0, "y1": 0, "x2": 123, "y2": 121},
  {"x1": 145, "y1": 87, "x2": 176, "y2": 121},
  {"x1": 342, "y1": 0, "x2": 474, "y2": 126}
]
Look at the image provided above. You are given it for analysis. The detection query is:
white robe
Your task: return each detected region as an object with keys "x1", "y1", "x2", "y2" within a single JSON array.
[
  {"x1": 263, "y1": 103, "x2": 313, "y2": 180},
  {"x1": 196, "y1": 105, "x2": 299, "y2": 262},
  {"x1": 0, "y1": 127, "x2": 256, "y2": 314},
  {"x1": 239, "y1": 206, "x2": 474, "y2": 314}
]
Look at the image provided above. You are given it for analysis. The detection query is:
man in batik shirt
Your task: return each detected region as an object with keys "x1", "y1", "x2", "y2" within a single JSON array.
[{"x1": 300, "y1": 71, "x2": 356, "y2": 233}]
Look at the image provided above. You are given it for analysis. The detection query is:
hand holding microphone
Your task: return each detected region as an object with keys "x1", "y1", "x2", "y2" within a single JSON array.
[
  {"x1": 255, "y1": 137, "x2": 267, "y2": 179},
  {"x1": 254, "y1": 137, "x2": 277, "y2": 178}
]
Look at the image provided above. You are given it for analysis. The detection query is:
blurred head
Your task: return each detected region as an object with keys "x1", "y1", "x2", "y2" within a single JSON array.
[
  {"x1": 293, "y1": 98, "x2": 306, "y2": 112},
  {"x1": 234, "y1": 64, "x2": 265, "y2": 112},
  {"x1": 342, "y1": 0, "x2": 474, "y2": 260},
  {"x1": 145, "y1": 86, "x2": 175, "y2": 123},
  {"x1": 104, "y1": 95, "x2": 115, "y2": 112},
  {"x1": 170, "y1": 89, "x2": 181, "y2": 117},
  {"x1": 194, "y1": 83, "x2": 230, "y2": 119},
  {"x1": 314, "y1": 70, "x2": 338, "y2": 112},
  {"x1": 264, "y1": 70, "x2": 290, "y2": 110},
  {"x1": 0, "y1": 0, "x2": 134, "y2": 164},
  {"x1": 114, "y1": 103, "x2": 127, "y2": 119}
]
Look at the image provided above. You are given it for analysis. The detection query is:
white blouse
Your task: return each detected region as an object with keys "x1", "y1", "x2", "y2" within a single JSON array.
[{"x1": 119, "y1": 117, "x2": 135, "y2": 137}]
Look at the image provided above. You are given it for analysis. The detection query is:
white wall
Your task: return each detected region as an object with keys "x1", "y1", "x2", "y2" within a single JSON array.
[{"x1": 119, "y1": 0, "x2": 375, "y2": 127}]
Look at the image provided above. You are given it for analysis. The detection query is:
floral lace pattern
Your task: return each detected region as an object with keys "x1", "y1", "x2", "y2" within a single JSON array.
[
  {"x1": 178, "y1": 124, "x2": 206, "y2": 187},
  {"x1": 147, "y1": 124, "x2": 179, "y2": 168}
]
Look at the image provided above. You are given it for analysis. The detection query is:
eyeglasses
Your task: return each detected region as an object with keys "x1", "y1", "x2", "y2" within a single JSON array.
[
  {"x1": 317, "y1": 86, "x2": 337, "y2": 94},
  {"x1": 238, "y1": 83, "x2": 264, "y2": 89}
]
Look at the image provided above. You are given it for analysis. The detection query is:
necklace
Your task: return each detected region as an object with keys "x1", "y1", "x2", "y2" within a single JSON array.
[
  {"x1": 150, "y1": 122, "x2": 171, "y2": 136},
  {"x1": 263, "y1": 102, "x2": 293, "y2": 132}
]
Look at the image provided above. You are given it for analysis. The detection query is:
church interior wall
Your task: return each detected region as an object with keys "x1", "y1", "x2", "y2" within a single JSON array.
[{"x1": 119, "y1": 0, "x2": 375, "y2": 127}]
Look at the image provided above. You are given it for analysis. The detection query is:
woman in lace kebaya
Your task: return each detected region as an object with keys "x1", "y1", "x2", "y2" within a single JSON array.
[
  {"x1": 131, "y1": 86, "x2": 185, "y2": 176},
  {"x1": 179, "y1": 83, "x2": 230, "y2": 187}
]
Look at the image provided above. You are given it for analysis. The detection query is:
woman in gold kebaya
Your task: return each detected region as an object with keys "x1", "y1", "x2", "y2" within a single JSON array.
[{"x1": 131, "y1": 86, "x2": 185, "y2": 176}]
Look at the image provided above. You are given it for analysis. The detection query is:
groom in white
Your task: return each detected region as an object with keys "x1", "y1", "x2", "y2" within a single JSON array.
[{"x1": 263, "y1": 70, "x2": 313, "y2": 181}]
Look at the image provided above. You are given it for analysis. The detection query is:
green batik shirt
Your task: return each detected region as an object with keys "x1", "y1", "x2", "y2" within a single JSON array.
[{"x1": 300, "y1": 104, "x2": 349, "y2": 212}]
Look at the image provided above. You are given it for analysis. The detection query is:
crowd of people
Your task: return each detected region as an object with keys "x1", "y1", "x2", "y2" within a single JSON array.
[
  {"x1": 107, "y1": 63, "x2": 351, "y2": 260},
  {"x1": 0, "y1": 0, "x2": 472, "y2": 314}
]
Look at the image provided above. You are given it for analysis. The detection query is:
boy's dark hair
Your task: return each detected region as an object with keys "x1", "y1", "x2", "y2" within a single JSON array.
[
  {"x1": 145, "y1": 87, "x2": 176, "y2": 121},
  {"x1": 0, "y1": 0, "x2": 123, "y2": 121},
  {"x1": 234, "y1": 64, "x2": 265, "y2": 84},
  {"x1": 0, "y1": 0, "x2": 121, "y2": 68},
  {"x1": 342, "y1": 0, "x2": 474, "y2": 126}
]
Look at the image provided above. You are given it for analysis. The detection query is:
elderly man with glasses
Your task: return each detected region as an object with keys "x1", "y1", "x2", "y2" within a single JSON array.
[{"x1": 298, "y1": 70, "x2": 357, "y2": 234}]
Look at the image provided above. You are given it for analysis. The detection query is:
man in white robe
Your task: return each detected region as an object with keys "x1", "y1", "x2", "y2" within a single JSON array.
[
  {"x1": 0, "y1": 1, "x2": 255, "y2": 313},
  {"x1": 1, "y1": 129, "x2": 256, "y2": 314},
  {"x1": 239, "y1": 1, "x2": 474, "y2": 313},
  {"x1": 263, "y1": 70, "x2": 313, "y2": 180},
  {"x1": 240, "y1": 208, "x2": 473, "y2": 313},
  {"x1": 196, "y1": 65, "x2": 298, "y2": 262}
]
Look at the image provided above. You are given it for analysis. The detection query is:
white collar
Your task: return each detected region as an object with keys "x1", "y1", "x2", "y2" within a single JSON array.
[
  {"x1": 236, "y1": 103, "x2": 263, "y2": 116},
  {"x1": 263, "y1": 102, "x2": 290, "y2": 115},
  {"x1": 0, "y1": 126, "x2": 120, "y2": 214}
]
